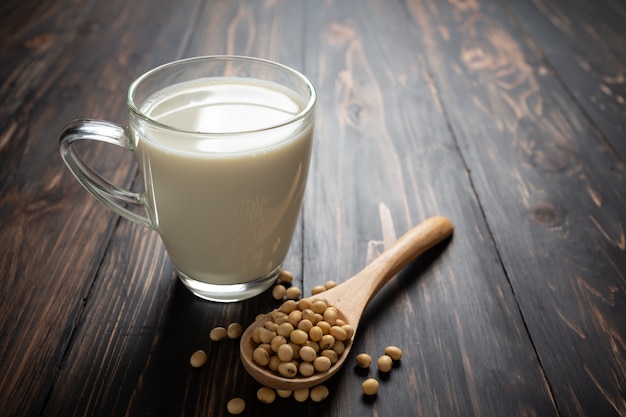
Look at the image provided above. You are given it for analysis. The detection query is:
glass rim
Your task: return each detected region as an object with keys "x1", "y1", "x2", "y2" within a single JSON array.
[{"x1": 126, "y1": 55, "x2": 316, "y2": 136}]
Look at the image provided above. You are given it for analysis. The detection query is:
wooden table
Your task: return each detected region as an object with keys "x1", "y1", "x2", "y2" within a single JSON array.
[{"x1": 1, "y1": 0, "x2": 625, "y2": 416}]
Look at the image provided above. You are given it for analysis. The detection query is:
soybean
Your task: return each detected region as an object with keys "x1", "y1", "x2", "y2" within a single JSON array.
[
  {"x1": 289, "y1": 342, "x2": 301, "y2": 360},
  {"x1": 319, "y1": 334, "x2": 335, "y2": 350},
  {"x1": 293, "y1": 388, "x2": 309, "y2": 402},
  {"x1": 277, "y1": 322, "x2": 294, "y2": 338},
  {"x1": 310, "y1": 385, "x2": 329, "y2": 402},
  {"x1": 226, "y1": 398, "x2": 246, "y2": 415},
  {"x1": 271, "y1": 310, "x2": 288, "y2": 323},
  {"x1": 301, "y1": 308, "x2": 316, "y2": 322},
  {"x1": 285, "y1": 286, "x2": 301, "y2": 300},
  {"x1": 377, "y1": 354, "x2": 393, "y2": 372},
  {"x1": 297, "y1": 318, "x2": 313, "y2": 333},
  {"x1": 311, "y1": 285, "x2": 326, "y2": 295},
  {"x1": 299, "y1": 345, "x2": 317, "y2": 362},
  {"x1": 276, "y1": 389, "x2": 292, "y2": 399},
  {"x1": 362, "y1": 378, "x2": 379, "y2": 395},
  {"x1": 268, "y1": 355, "x2": 281, "y2": 372},
  {"x1": 258, "y1": 327, "x2": 276, "y2": 344},
  {"x1": 343, "y1": 324, "x2": 355, "y2": 339},
  {"x1": 272, "y1": 284, "x2": 286, "y2": 300},
  {"x1": 308, "y1": 326, "x2": 323, "y2": 342},
  {"x1": 279, "y1": 300, "x2": 298, "y2": 314},
  {"x1": 317, "y1": 321, "x2": 331, "y2": 334},
  {"x1": 253, "y1": 347, "x2": 270, "y2": 367},
  {"x1": 323, "y1": 308, "x2": 337, "y2": 325},
  {"x1": 313, "y1": 356, "x2": 332, "y2": 372},
  {"x1": 227, "y1": 323, "x2": 243, "y2": 339},
  {"x1": 270, "y1": 335, "x2": 287, "y2": 352},
  {"x1": 288, "y1": 310, "x2": 302, "y2": 327},
  {"x1": 321, "y1": 349, "x2": 338, "y2": 364},
  {"x1": 311, "y1": 299, "x2": 328, "y2": 314},
  {"x1": 324, "y1": 280, "x2": 338, "y2": 290},
  {"x1": 257, "y1": 387, "x2": 276, "y2": 404},
  {"x1": 278, "y1": 270, "x2": 294, "y2": 284},
  {"x1": 356, "y1": 353, "x2": 372, "y2": 368},
  {"x1": 304, "y1": 340, "x2": 320, "y2": 353},
  {"x1": 209, "y1": 326, "x2": 227, "y2": 341},
  {"x1": 299, "y1": 361, "x2": 315, "y2": 377},
  {"x1": 385, "y1": 345, "x2": 403, "y2": 361},
  {"x1": 330, "y1": 325, "x2": 348, "y2": 341},
  {"x1": 189, "y1": 350, "x2": 207, "y2": 368},
  {"x1": 289, "y1": 329, "x2": 309, "y2": 345},
  {"x1": 251, "y1": 327, "x2": 263, "y2": 344},
  {"x1": 332, "y1": 340, "x2": 346, "y2": 355},
  {"x1": 298, "y1": 298, "x2": 312, "y2": 310},
  {"x1": 258, "y1": 343, "x2": 272, "y2": 355},
  {"x1": 278, "y1": 361, "x2": 297, "y2": 378},
  {"x1": 277, "y1": 344, "x2": 294, "y2": 362}
]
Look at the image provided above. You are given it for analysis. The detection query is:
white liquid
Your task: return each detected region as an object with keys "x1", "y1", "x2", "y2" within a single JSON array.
[{"x1": 134, "y1": 78, "x2": 313, "y2": 285}]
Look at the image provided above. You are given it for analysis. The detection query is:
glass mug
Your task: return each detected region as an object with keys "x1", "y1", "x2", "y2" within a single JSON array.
[{"x1": 59, "y1": 56, "x2": 316, "y2": 302}]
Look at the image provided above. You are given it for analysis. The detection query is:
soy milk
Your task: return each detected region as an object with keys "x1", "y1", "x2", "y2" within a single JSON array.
[{"x1": 133, "y1": 78, "x2": 313, "y2": 285}]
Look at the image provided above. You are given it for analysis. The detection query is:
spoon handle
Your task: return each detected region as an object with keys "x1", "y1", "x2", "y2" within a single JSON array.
[{"x1": 322, "y1": 216, "x2": 454, "y2": 325}]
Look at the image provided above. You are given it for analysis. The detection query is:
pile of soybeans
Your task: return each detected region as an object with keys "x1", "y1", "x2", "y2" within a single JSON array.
[{"x1": 250, "y1": 297, "x2": 354, "y2": 378}]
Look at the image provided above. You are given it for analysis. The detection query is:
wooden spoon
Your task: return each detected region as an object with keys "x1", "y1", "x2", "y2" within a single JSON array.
[{"x1": 240, "y1": 216, "x2": 454, "y2": 390}]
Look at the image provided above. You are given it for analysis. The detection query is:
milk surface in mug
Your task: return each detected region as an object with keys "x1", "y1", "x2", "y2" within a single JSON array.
[{"x1": 134, "y1": 78, "x2": 313, "y2": 285}]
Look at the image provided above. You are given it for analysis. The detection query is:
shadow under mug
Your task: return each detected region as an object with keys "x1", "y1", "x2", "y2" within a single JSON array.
[{"x1": 59, "y1": 56, "x2": 316, "y2": 302}]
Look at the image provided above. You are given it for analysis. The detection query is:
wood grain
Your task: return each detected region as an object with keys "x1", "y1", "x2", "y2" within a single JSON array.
[
  {"x1": 0, "y1": 0, "x2": 202, "y2": 415},
  {"x1": 406, "y1": 0, "x2": 626, "y2": 416},
  {"x1": 503, "y1": 0, "x2": 626, "y2": 158},
  {"x1": 0, "y1": 0, "x2": 624, "y2": 416},
  {"x1": 239, "y1": 216, "x2": 455, "y2": 391},
  {"x1": 302, "y1": 0, "x2": 558, "y2": 415},
  {"x1": 38, "y1": 1, "x2": 308, "y2": 416}
]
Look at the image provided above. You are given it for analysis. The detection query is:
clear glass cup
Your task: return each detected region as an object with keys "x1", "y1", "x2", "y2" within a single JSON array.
[{"x1": 59, "y1": 56, "x2": 316, "y2": 302}]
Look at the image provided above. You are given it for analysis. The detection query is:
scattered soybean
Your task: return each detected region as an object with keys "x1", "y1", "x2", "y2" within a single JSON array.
[
  {"x1": 278, "y1": 270, "x2": 294, "y2": 284},
  {"x1": 356, "y1": 353, "x2": 373, "y2": 368},
  {"x1": 310, "y1": 385, "x2": 330, "y2": 402},
  {"x1": 227, "y1": 323, "x2": 243, "y2": 339},
  {"x1": 384, "y1": 345, "x2": 403, "y2": 361},
  {"x1": 377, "y1": 354, "x2": 393, "y2": 372},
  {"x1": 311, "y1": 285, "x2": 326, "y2": 295},
  {"x1": 293, "y1": 388, "x2": 310, "y2": 402},
  {"x1": 324, "y1": 280, "x2": 338, "y2": 290},
  {"x1": 209, "y1": 326, "x2": 227, "y2": 341},
  {"x1": 285, "y1": 286, "x2": 301, "y2": 300},
  {"x1": 189, "y1": 350, "x2": 207, "y2": 368},
  {"x1": 272, "y1": 284, "x2": 287, "y2": 300},
  {"x1": 257, "y1": 387, "x2": 276, "y2": 404},
  {"x1": 362, "y1": 378, "x2": 379, "y2": 395},
  {"x1": 276, "y1": 389, "x2": 292, "y2": 399},
  {"x1": 226, "y1": 398, "x2": 246, "y2": 415}
]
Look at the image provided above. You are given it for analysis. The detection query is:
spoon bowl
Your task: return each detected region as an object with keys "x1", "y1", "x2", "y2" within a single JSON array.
[{"x1": 240, "y1": 216, "x2": 454, "y2": 390}]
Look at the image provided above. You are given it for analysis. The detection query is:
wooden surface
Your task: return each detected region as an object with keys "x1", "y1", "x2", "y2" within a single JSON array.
[{"x1": 0, "y1": 0, "x2": 624, "y2": 416}]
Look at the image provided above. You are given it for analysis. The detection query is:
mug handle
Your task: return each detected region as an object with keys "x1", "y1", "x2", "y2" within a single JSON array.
[{"x1": 59, "y1": 119, "x2": 153, "y2": 228}]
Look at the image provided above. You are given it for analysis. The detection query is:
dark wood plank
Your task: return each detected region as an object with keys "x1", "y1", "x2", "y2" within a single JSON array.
[
  {"x1": 405, "y1": 0, "x2": 626, "y2": 416},
  {"x1": 0, "y1": 1, "x2": 126, "y2": 416},
  {"x1": 38, "y1": 0, "x2": 560, "y2": 415},
  {"x1": 502, "y1": 0, "x2": 626, "y2": 158},
  {"x1": 300, "y1": 0, "x2": 558, "y2": 416},
  {"x1": 0, "y1": 0, "x2": 97, "y2": 123},
  {"x1": 40, "y1": 1, "x2": 308, "y2": 416},
  {"x1": 2, "y1": 0, "x2": 623, "y2": 416},
  {"x1": 0, "y1": 0, "x2": 203, "y2": 415},
  {"x1": 126, "y1": 0, "x2": 312, "y2": 412},
  {"x1": 42, "y1": 221, "x2": 175, "y2": 416}
]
